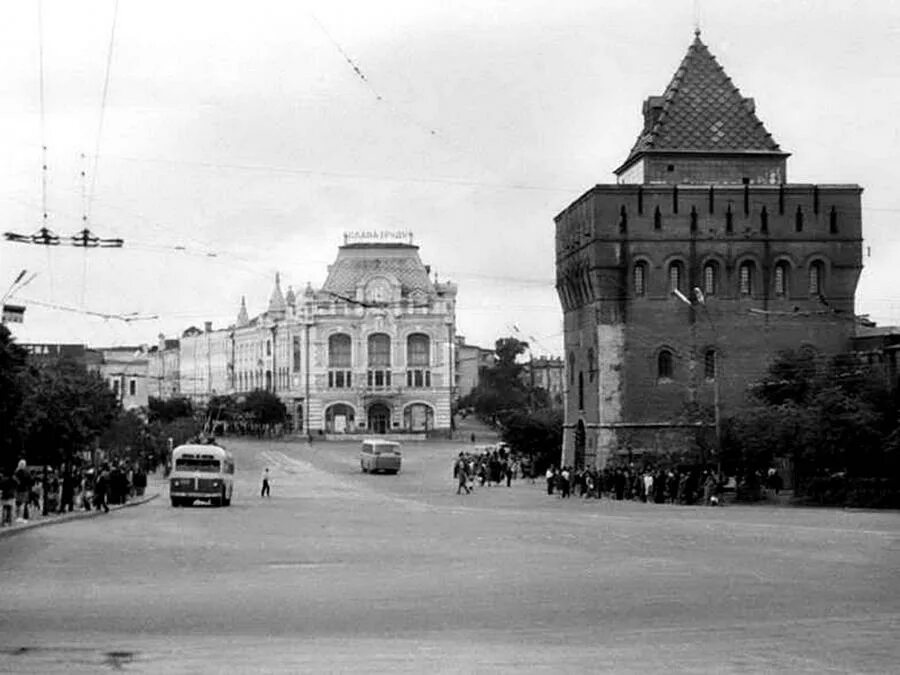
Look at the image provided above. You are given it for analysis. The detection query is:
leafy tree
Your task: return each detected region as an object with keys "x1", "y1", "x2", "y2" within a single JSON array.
[
  {"x1": 725, "y1": 349, "x2": 896, "y2": 493},
  {"x1": 16, "y1": 359, "x2": 120, "y2": 467},
  {"x1": 148, "y1": 396, "x2": 194, "y2": 424},
  {"x1": 0, "y1": 325, "x2": 28, "y2": 468},
  {"x1": 242, "y1": 389, "x2": 287, "y2": 427},
  {"x1": 500, "y1": 408, "x2": 563, "y2": 475}
]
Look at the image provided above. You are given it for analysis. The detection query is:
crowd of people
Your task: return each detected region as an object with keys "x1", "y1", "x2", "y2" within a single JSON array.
[
  {"x1": 0, "y1": 459, "x2": 149, "y2": 527},
  {"x1": 544, "y1": 465, "x2": 725, "y2": 505},
  {"x1": 453, "y1": 447, "x2": 525, "y2": 494}
]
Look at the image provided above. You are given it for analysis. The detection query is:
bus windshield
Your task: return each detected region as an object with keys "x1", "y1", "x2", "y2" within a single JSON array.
[{"x1": 174, "y1": 458, "x2": 221, "y2": 473}]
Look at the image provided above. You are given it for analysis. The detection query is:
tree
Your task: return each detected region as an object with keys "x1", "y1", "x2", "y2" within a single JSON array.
[
  {"x1": 16, "y1": 359, "x2": 120, "y2": 467},
  {"x1": 0, "y1": 325, "x2": 28, "y2": 468},
  {"x1": 148, "y1": 396, "x2": 194, "y2": 424},
  {"x1": 725, "y1": 348, "x2": 896, "y2": 495},
  {"x1": 242, "y1": 389, "x2": 287, "y2": 429},
  {"x1": 500, "y1": 408, "x2": 563, "y2": 475}
]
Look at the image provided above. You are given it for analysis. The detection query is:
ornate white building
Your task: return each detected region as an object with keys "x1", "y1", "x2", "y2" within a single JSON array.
[{"x1": 176, "y1": 235, "x2": 457, "y2": 437}]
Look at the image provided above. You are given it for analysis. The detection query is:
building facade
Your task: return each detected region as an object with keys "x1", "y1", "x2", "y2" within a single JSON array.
[
  {"x1": 163, "y1": 235, "x2": 457, "y2": 437},
  {"x1": 455, "y1": 336, "x2": 495, "y2": 401},
  {"x1": 555, "y1": 32, "x2": 863, "y2": 468},
  {"x1": 147, "y1": 335, "x2": 180, "y2": 399},
  {"x1": 525, "y1": 356, "x2": 565, "y2": 407},
  {"x1": 96, "y1": 347, "x2": 150, "y2": 410}
]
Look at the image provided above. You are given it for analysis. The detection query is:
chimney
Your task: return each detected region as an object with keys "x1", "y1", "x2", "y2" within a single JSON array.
[{"x1": 204, "y1": 321, "x2": 213, "y2": 333}]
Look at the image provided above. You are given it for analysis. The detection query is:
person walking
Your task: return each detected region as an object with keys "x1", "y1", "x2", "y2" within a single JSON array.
[
  {"x1": 14, "y1": 460, "x2": 32, "y2": 522},
  {"x1": 455, "y1": 454, "x2": 470, "y2": 495},
  {"x1": 94, "y1": 465, "x2": 110, "y2": 513},
  {"x1": 1, "y1": 470, "x2": 16, "y2": 526},
  {"x1": 261, "y1": 468, "x2": 271, "y2": 498}
]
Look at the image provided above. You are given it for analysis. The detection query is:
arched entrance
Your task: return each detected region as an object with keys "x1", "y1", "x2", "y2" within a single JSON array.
[
  {"x1": 574, "y1": 420, "x2": 586, "y2": 469},
  {"x1": 403, "y1": 403, "x2": 434, "y2": 432},
  {"x1": 325, "y1": 403, "x2": 355, "y2": 433},
  {"x1": 368, "y1": 403, "x2": 391, "y2": 434}
]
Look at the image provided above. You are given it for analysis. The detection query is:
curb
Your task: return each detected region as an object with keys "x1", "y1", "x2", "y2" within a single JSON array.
[{"x1": 0, "y1": 492, "x2": 160, "y2": 540}]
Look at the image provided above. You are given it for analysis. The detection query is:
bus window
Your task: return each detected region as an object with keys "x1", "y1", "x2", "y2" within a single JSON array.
[{"x1": 174, "y1": 458, "x2": 220, "y2": 473}]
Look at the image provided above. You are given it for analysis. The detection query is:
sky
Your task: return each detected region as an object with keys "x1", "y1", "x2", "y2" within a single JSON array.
[{"x1": 2, "y1": 0, "x2": 900, "y2": 357}]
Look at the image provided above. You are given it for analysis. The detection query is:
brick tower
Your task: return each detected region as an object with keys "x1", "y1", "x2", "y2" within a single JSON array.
[{"x1": 555, "y1": 31, "x2": 863, "y2": 469}]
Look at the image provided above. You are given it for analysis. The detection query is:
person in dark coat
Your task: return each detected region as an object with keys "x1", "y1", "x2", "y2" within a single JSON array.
[{"x1": 94, "y1": 466, "x2": 110, "y2": 513}]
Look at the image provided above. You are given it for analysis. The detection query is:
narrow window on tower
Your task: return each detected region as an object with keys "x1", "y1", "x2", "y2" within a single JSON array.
[
  {"x1": 725, "y1": 204, "x2": 734, "y2": 233},
  {"x1": 760, "y1": 206, "x2": 769, "y2": 233},
  {"x1": 657, "y1": 350, "x2": 673, "y2": 380},
  {"x1": 633, "y1": 262, "x2": 647, "y2": 297},
  {"x1": 795, "y1": 205, "x2": 804, "y2": 232},
  {"x1": 703, "y1": 262, "x2": 717, "y2": 296},
  {"x1": 704, "y1": 349, "x2": 716, "y2": 380},
  {"x1": 669, "y1": 261, "x2": 684, "y2": 294},
  {"x1": 829, "y1": 206, "x2": 838, "y2": 234},
  {"x1": 809, "y1": 261, "x2": 824, "y2": 295},
  {"x1": 654, "y1": 205, "x2": 662, "y2": 230},
  {"x1": 774, "y1": 262, "x2": 789, "y2": 297},
  {"x1": 739, "y1": 261, "x2": 754, "y2": 296}
]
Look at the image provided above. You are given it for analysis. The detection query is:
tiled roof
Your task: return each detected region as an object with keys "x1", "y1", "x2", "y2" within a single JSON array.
[
  {"x1": 617, "y1": 33, "x2": 782, "y2": 173},
  {"x1": 321, "y1": 244, "x2": 433, "y2": 297}
]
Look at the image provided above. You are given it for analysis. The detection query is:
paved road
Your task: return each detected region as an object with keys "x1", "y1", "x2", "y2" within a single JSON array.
[{"x1": 1, "y1": 438, "x2": 898, "y2": 673}]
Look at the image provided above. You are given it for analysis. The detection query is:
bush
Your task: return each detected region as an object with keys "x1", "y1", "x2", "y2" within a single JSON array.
[{"x1": 802, "y1": 475, "x2": 900, "y2": 509}]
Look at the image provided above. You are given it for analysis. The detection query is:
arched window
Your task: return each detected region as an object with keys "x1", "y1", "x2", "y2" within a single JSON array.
[
  {"x1": 809, "y1": 261, "x2": 824, "y2": 295},
  {"x1": 739, "y1": 261, "x2": 755, "y2": 296},
  {"x1": 406, "y1": 333, "x2": 431, "y2": 388},
  {"x1": 368, "y1": 333, "x2": 392, "y2": 388},
  {"x1": 704, "y1": 349, "x2": 717, "y2": 380},
  {"x1": 406, "y1": 334, "x2": 429, "y2": 366},
  {"x1": 568, "y1": 351, "x2": 575, "y2": 386},
  {"x1": 657, "y1": 350, "x2": 673, "y2": 380},
  {"x1": 668, "y1": 261, "x2": 684, "y2": 294},
  {"x1": 633, "y1": 262, "x2": 647, "y2": 297},
  {"x1": 587, "y1": 348, "x2": 595, "y2": 382},
  {"x1": 328, "y1": 333, "x2": 351, "y2": 367},
  {"x1": 703, "y1": 261, "x2": 718, "y2": 296},
  {"x1": 774, "y1": 262, "x2": 789, "y2": 297},
  {"x1": 327, "y1": 333, "x2": 352, "y2": 388}
]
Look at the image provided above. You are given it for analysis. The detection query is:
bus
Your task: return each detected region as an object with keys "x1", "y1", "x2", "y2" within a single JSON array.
[
  {"x1": 359, "y1": 439, "x2": 402, "y2": 474},
  {"x1": 169, "y1": 444, "x2": 234, "y2": 507}
]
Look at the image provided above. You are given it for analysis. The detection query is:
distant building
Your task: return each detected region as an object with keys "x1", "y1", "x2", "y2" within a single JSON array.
[
  {"x1": 163, "y1": 234, "x2": 457, "y2": 437},
  {"x1": 555, "y1": 32, "x2": 863, "y2": 468},
  {"x1": 19, "y1": 343, "x2": 102, "y2": 371},
  {"x1": 147, "y1": 335, "x2": 180, "y2": 399},
  {"x1": 523, "y1": 356, "x2": 565, "y2": 407},
  {"x1": 96, "y1": 346, "x2": 150, "y2": 410},
  {"x1": 850, "y1": 326, "x2": 900, "y2": 392},
  {"x1": 455, "y1": 336, "x2": 495, "y2": 400}
]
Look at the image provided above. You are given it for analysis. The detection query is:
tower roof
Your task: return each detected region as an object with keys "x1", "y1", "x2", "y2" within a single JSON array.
[
  {"x1": 267, "y1": 273, "x2": 286, "y2": 316},
  {"x1": 615, "y1": 32, "x2": 785, "y2": 175},
  {"x1": 321, "y1": 242, "x2": 432, "y2": 298}
]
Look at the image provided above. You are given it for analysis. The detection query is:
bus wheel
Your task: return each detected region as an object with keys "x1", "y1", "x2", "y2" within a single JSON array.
[
  {"x1": 361, "y1": 461, "x2": 367, "y2": 473},
  {"x1": 222, "y1": 490, "x2": 231, "y2": 507},
  {"x1": 170, "y1": 498, "x2": 180, "y2": 507}
]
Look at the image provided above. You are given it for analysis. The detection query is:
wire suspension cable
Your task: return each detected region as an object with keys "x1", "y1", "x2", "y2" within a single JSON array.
[
  {"x1": 87, "y1": 0, "x2": 120, "y2": 222},
  {"x1": 38, "y1": 0, "x2": 54, "y2": 300}
]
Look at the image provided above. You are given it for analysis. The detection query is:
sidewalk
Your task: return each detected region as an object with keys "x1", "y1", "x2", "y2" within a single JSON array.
[{"x1": 0, "y1": 475, "x2": 164, "y2": 540}]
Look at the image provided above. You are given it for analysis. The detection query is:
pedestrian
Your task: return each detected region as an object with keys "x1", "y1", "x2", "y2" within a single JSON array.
[
  {"x1": 455, "y1": 453, "x2": 470, "y2": 495},
  {"x1": 261, "y1": 468, "x2": 271, "y2": 497},
  {"x1": 94, "y1": 465, "x2": 110, "y2": 513},
  {"x1": 546, "y1": 466, "x2": 555, "y2": 495},
  {"x1": 14, "y1": 459, "x2": 32, "y2": 522},
  {"x1": 1, "y1": 470, "x2": 17, "y2": 526}
]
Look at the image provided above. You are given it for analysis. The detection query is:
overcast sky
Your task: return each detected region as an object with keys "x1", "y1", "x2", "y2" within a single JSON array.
[{"x1": 2, "y1": 0, "x2": 899, "y2": 356}]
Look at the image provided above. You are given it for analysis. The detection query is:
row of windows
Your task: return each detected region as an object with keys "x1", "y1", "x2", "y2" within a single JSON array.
[
  {"x1": 328, "y1": 333, "x2": 431, "y2": 368},
  {"x1": 110, "y1": 379, "x2": 137, "y2": 396},
  {"x1": 657, "y1": 349, "x2": 716, "y2": 381},
  {"x1": 327, "y1": 368, "x2": 433, "y2": 389},
  {"x1": 633, "y1": 260, "x2": 825, "y2": 298}
]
